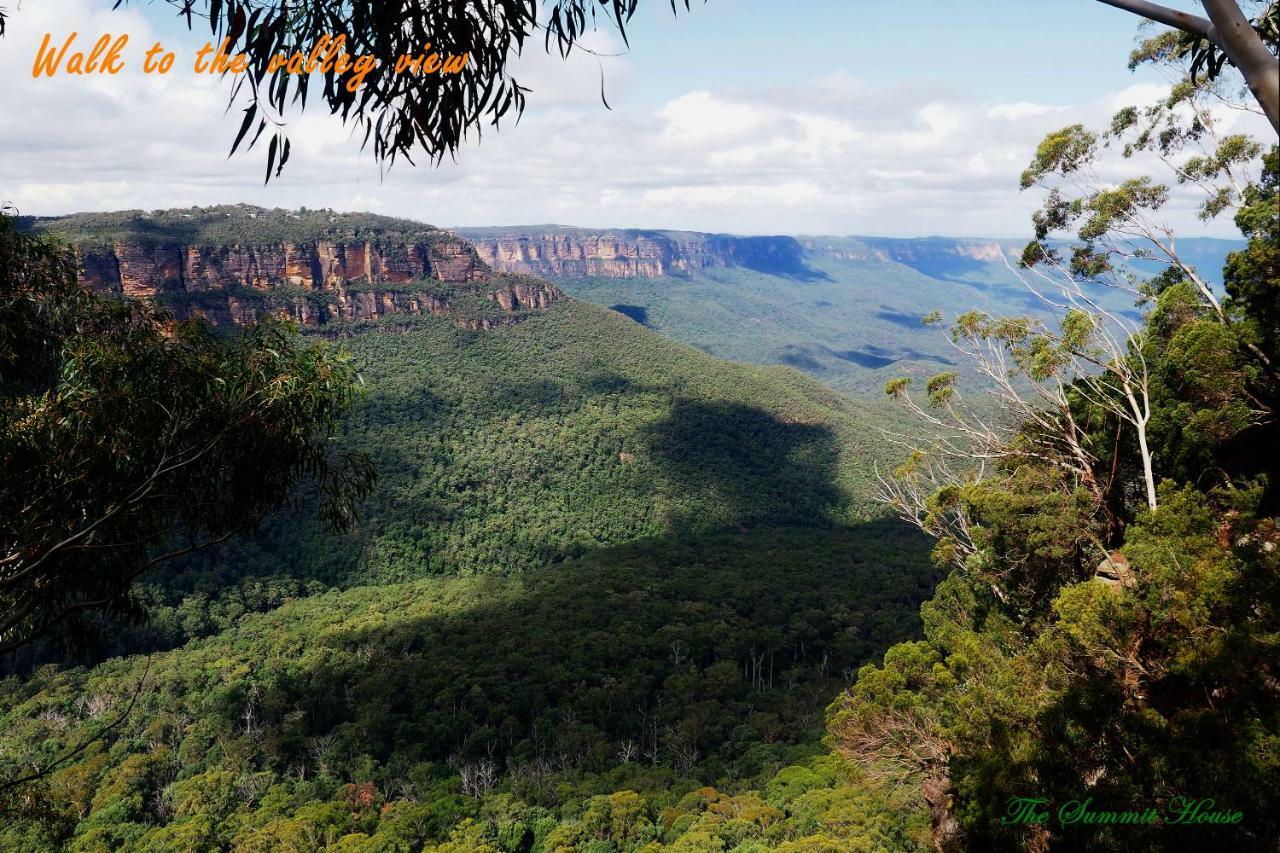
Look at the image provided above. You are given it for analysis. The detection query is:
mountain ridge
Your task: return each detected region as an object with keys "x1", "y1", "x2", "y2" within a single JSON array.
[
  {"x1": 458, "y1": 224, "x2": 1243, "y2": 283},
  {"x1": 25, "y1": 205, "x2": 561, "y2": 331}
]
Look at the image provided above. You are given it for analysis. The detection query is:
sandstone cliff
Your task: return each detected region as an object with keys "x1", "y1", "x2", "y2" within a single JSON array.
[
  {"x1": 459, "y1": 228, "x2": 813, "y2": 279},
  {"x1": 37, "y1": 206, "x2": 562, "y2": 329},
  {"x1": 459, "y1": 227, "x2": 1025, "y2": 281},
  {"x1": 797, "y1": 236, "x2": 1022, "y2": 267}
]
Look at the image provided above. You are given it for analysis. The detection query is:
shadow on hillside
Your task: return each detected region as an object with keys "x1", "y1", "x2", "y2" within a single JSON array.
[
  {"x1": 610, "y1": 304, "x2": 649, "y2": 326},
  {"x1": 883, "y1": 252, "x2": 991, "y2": 285},
  {"x1": 641, "y1": 398, "x2": 848, "y2": 533},
  {"x1": 875, "y1": 309, "x2": 927, "y2": 330},
  {"x1": 778, "y1": 345, "x2": 828, "y2": 373},
  {"x1": 204, "y1": 520, "x2": 937, "y2": 787},
  {"x1": 742, "y1": 255, "x2": 833, "y2": 282},
  {"x1": 7, "y1": 369, "x2": 865, "y2": 674},
  {"x1": 834, "y1": 349, "x2": 897, "y2": 369}
]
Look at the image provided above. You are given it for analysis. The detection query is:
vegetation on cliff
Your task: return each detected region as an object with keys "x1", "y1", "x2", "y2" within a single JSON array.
[{"x1": 28, "y1": 206, "x2": 452, "y2": 250}]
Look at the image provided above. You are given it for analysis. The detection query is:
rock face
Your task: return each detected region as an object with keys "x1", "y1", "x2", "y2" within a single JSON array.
[
  {"x1": 798, "y1": 236, "x2": 1022, "y2": 267},
  {"x1": 73, "y1": 233, "x2": 559, "y2": 329},
  {"x1": 460, "y1": 228, "x2": 1027, "y2": 281},
  {"x1": 461, "y1": 229, "x2": 813, "y2": 279}
]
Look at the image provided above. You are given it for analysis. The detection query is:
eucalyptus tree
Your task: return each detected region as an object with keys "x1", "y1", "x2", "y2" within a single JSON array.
[
  {"x1": 1099, "y1": 0, "x2": 1278, "y2": 129},
  {"x1": 0, "y1": 214, "x2": 374, "y2": 654}
]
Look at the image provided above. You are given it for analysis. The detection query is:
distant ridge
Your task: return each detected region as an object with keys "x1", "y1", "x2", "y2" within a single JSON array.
[{"x1": 458, "y1": 225, "x2": 1242, "y2": 283}]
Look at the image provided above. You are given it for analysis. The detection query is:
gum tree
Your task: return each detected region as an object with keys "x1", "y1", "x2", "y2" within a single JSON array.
[{"x1": 0, "y1": 214, "x2": 374, "y2": 654}]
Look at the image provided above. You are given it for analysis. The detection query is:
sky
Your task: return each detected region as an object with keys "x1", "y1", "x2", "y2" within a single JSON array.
[{"x1": 0, "y1": 0, "x2": 1272, "y2": 237}]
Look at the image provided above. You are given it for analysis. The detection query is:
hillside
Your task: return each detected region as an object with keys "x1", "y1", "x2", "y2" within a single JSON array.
[
  {"x1": 460, "y1": 226, "x2": 1243, "y2": 396},
  {"x1": 2, "y1": 209, "x2": 940, "y2": 850},
  {"x1": 80, "y1": 299, "x2": 913, "y2": 659}
]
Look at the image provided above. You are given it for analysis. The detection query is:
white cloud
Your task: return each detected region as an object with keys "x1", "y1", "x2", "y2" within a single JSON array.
[
  {"x1": 0, "y1": 0, "x2": 1268, "y2": 238},
  {"x1": 988, "y1": 102, "x2": 1069, "y2": 121}
]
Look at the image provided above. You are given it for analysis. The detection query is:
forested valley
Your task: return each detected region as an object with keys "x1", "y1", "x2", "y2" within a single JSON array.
[
  {"x1": 2, "y1": 2, "x2": 1278, "y2": 850},
  {"x1": 1, "y1": 262, "x2": 943, "y2": 849}
]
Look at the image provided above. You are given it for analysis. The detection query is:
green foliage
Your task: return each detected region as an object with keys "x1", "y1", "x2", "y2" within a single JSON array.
[
  {"x1": 1222, "y1": 147, "x2": 1280, "y2": 415},
  {"x1": 0, "y1": 524, "x2": 936, "y2": 851},
  {"x1": 1020, "y1": 125, "x2": 1097, "y2": 189},
  {"x1": 844, "y1": 117, "x2": 1279, "y2": 849},
  {"x1": 0, "y1": 213, "x2": 370, "y2": 654}
]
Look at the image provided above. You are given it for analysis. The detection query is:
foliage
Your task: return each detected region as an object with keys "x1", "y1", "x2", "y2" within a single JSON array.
[
  {"x1": 839, "y1": 59, "x2": 1280, "y2": 848},
  {"x1": 53, "y1": 0, "x2": 693, "y2": 179},
  {"x1": 0, "y1": 213, "x2": 372, "y2": 654},
  {"x1": 0, "y1": 524, "x2": 937, "y2": 850}
]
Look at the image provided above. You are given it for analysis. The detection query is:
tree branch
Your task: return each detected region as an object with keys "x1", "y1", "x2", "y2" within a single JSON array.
[
  {"x1": 1097, "y1": 0, "x2": 1280, "y2": 131},
  {"x1": 1095, "y1": 0, "x2": 1216, "y2": 40},
  {"x1": 1201, "y1": 0, "x2": 1280, "y2": 131}
]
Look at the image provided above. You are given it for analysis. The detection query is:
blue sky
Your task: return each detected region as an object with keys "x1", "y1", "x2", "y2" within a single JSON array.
[
  {"x1": 1, "y1": 1, "x2": 1269, "y2": 236},
  {"x1": 611, "y1": 0, "x2": 1164, "y2": 106}
]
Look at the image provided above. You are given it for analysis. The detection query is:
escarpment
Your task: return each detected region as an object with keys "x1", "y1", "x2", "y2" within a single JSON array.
[
  {"x1": 37, "y1": 206, "x2": 563, "y2": 329},
  {"x1": 459, "y1": 226, "x2": 1028, "y2": 281},
  {"x1": 461, "y1": 228, "x2": 813, "y2": 279}
]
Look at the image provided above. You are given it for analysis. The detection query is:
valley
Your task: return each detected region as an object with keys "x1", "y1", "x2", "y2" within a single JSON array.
[
  {"x1": 2, "y1": 207, "x2": 940, "y2": 851},
  {"x1": 5, "y1": 201, "x2": 1265, "y2": 851},
  {"x1": 461, "y1": 226, "x2": 1243, "y2": 396}
]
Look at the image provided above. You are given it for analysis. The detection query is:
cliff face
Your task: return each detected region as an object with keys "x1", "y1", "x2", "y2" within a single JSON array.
[
  {"x1": 460, "y1": 228, "x2": 1027, "y2": 281},
  {"x1": 798, "y1": 236, "x2": 1021, "y2": 266},
  {"x1": 461, "y1": 229, "x2": 812, "y2": 279},
  {"x1": 69, "y1": 225, "x2": 560, "y2": 329}
]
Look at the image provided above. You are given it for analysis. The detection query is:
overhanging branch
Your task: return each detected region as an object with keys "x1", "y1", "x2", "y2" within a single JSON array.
[{"x1": 1095, "y1": 0, "x2": 1217, "y2": 40}]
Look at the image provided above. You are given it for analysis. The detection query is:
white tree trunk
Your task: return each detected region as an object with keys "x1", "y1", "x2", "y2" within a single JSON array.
[
  {"x1": 1097, "y1": 0, "x2": 1280, "y2": 132},
  {"x1": 1135, "y1": 416, "x2": 1158, "y2": 511}
]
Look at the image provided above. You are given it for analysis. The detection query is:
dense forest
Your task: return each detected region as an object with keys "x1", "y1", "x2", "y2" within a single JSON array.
[
  {"x1": 0, "y1": 291, "x2": 943, "y2": 850},
  {"x1": 83, "y1": 300, "x2": 915, "y2": 657},
  {"x1": 2, "y1": 1, "x2": 1276, "y2": 848}
]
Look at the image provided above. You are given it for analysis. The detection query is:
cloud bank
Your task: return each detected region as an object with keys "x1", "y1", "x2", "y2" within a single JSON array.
[{"x1": 1, "y1": 0, "x2": 1268, "y2": 237}]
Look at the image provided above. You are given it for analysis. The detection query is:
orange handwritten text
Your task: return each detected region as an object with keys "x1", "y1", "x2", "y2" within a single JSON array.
[
  {"x1": 395, "y1": 44, "x2": 469, "y2": 76},
  {"x1": 263, "y1": 35, "x2": 379, "y2": 93},
  {"x1": 194, "y1": 38, "x2": 250, "y2": 74},
  {"x1": 32, "y1": 32, "x2": 128, "y2": 77},
  {"x1": 31, "y1": 32, "x2": 469, "y2": 91}
]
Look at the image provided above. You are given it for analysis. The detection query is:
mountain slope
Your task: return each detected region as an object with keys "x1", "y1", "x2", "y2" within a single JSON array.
[
  {"x1": 123, "y1": 298, "x2": 910, "y2": 657},
  {"x1": 1, "y1": 210, "x2": 938, "y2": 851}
]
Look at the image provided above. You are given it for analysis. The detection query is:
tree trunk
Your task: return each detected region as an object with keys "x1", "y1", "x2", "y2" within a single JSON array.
[
  {"x1": 922, "y1": 771, "x2": 964, "y2": 852},
  {"x1": 1096, "y1": 0, "x2": 1280, "y2": 132},
  {"x1": 1201, "y1": 0, "x2": 1280, "y2": 132},
  {"x1": 1135, "y1": 417, "x2": 1158, "y2": 511}
]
